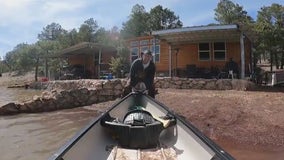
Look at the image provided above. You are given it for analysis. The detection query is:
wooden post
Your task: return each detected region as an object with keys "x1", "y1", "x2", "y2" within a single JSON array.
[
  {"x1": 153, "y1": 36, "x2": 156, "y2": 63},
  {"x1": 98, "y1": 48, "x2": 102, "y2": 79},
  {"x1": 240, "y1": 33, "x2": 245, "y2": 79},
  {"x1": 169, "y1": 44, "x2": 172, "y2": 77}
]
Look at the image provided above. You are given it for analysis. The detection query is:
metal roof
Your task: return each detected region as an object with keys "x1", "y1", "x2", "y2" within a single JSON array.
[
  {"x1": 152, "y1": 24, "x2": 255, "y2": 45},
  {"x1": 55, "y1": 42, "x2": 117, "y2": 58}
]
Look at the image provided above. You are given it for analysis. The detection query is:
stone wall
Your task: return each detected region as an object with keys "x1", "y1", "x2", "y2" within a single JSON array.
[
  {"x1": 0, "y1": 78, "x2": 255, "y2": 115},
  {"x1": 31, "y1": 77, "x2": 255, "y2": 91}
]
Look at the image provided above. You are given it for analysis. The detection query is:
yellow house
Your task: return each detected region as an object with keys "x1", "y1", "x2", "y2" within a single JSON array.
[{"x1": 127, "y1": 24, "x2": 255, "y2": 79}]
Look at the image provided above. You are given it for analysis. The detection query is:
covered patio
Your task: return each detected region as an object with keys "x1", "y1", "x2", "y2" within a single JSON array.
[
  {"x1": 53, "y1": 42, "x2": 117, "y2": 79},
  {"x1": 151, "y1": 24, "x2": 256, "y2": 79}
]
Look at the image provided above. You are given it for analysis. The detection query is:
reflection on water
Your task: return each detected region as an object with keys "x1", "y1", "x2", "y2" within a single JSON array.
[
  {"x1": 0, "y1": 87, "x2": 99, "y2": 160},
  {"x1": 0, "y1": 87, "x2": 42, "y2": 106},
  {"x1": 0, "y1": 107, "x2": 99, "y2": 160}
]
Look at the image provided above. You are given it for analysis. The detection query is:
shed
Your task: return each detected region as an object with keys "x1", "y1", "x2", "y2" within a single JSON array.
[{"x1": 56, "y1": 42, "x2": 117, "y2": 79}]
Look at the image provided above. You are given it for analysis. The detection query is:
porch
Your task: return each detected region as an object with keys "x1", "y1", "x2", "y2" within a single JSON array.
[
  {"x1": 52, "y1": 42, "x2": 117, "y2": 79},
  {"x1": 151, "y1": 24, "x2": 256, "y2": 79}
]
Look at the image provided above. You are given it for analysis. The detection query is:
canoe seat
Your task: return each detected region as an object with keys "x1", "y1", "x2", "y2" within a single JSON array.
[
  {"x1": 123, "y1": 109, "x2": 156, "y2": 125},
  {"x1": 101, "y1": 111, "x2": 164, "y2": 149}
]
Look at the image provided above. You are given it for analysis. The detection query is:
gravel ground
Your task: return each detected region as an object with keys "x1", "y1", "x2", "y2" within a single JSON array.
[{"x1": 155, "y1": 88, "x2": 284, "y2": 150}]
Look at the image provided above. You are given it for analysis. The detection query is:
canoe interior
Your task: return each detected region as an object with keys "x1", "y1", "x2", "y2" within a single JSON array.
[{"x1": 49, "y1": 92, "x2": 234, "y2": 160}]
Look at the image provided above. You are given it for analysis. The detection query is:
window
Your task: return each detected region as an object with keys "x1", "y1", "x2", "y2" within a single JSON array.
[
  {"x1": 214, "y1": 42, "x2": 226, "y2": 60},
  {"x1": 130, "y1": 47, "x2": 139, "y2": 62},
  {"x1": 130, "y1": 41, "x2": 139, "y2": 47},
  {"x1": 140, "y1": 46, "x2": 149, "y2": 54},
  {"x1": 198, "y1": 43, "x2": 210, "y2": 61},
  {"x1": 151, "y1": 45, "x2": 160, "y2": 62},
  {"x1": 150, "y1": 38, "x2": 160, "y2": 44},
  {"x1": 140, "y1": 40, "x2": 148, "y2": 46}
]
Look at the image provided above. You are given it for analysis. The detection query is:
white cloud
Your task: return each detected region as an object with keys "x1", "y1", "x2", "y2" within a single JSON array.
[
  {"x1": 0, "y1": 0, "x2": 89, "y2": 27},
  {"x1": 0, "y1": 0, "x2": 92, "y2": 56},
  {"x1": 0, "y1": 0, "x2": 33, "y2": 26}
]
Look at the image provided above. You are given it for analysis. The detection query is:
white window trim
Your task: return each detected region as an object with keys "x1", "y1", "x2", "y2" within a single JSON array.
[
  {"x1": 150, "y1": 39, "x2": 160, "y2": 44},
  {"x1": 140, "y1": 46, "x2": 149, "y2": 54},
  {"x1": 213, "y1": 42, "x2": 226, "y2": 61},
  {"x1": 140, "y1": 40, "x2": 149, "y2": 46},
  {"x1": 198, "y1": 43, "x2": 211, "y2": 61},
  {"x1": 151, "y1": 45, "x2": 160, "y2": 63},
  {"x1": 130, "y1": 41, "x2": 139, "y2": 47},
  {"x1": 130, "y1": 47, "x2": 139, "y2": 62}
]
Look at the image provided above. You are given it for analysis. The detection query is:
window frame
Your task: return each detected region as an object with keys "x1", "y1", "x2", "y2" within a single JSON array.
[
  {"x1": 151, "y1": 45, "x2": 160, "y2": 62},
  {"x1": 213, "y1": 42, "x2": 226, "y2": 61},
  {"x1": 140, "y1": 46, "x2": 149, "y2": 54},
  {"x1": 198, "y1": 43, "x2": 211, "y2": 61},
  {"x1": 130, "y1": 47, "x2": 139, "y2": 62},
  {"x1": 150, "y1": 38, "x2": 160, "y2": 44},
  {"x1": 140, "y1": 40, "x2": 149, "y2": 46},
  {"x1": 130, "y1": 41, "x2": 139, "y2": 47}
]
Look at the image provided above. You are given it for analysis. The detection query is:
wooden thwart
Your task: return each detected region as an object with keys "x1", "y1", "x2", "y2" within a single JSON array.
[{"x1": 108, "y1": 146, "x2": 177, "y2": 160}]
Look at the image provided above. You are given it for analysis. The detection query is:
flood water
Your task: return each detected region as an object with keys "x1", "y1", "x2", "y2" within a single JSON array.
[
  {"x1": 0, "y1": 87, "x2": 43, "y2": 106},
  {"x1": 0, "y1": 87, "x2": 99, "y2": 160},
  {"x1": 0, "y1": 87, "x2": 283, "y2": 160}
]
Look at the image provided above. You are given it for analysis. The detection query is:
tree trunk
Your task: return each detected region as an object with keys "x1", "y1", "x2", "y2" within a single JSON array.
[
  {"x1": 253, "y1": 52, "x2": 257, "y2": 73},
  {"x1": 270, "y1": 52, "x2": 273, "y2": 72},
  {"x1": 35, "y1": 58, "x2": 39, "y2": 81},
  {"x1": 273, "y1": 52, "x2": 279, "y2": 69},
  {"x1": 45, "y1": 58, "x2": 48, "y2": 77},
  {"x1": 281, "y1": 52, "x2": 284, "y2": 69},
  {"x1": 3, "y1": 61, "x2": 11, "y2": 70}
]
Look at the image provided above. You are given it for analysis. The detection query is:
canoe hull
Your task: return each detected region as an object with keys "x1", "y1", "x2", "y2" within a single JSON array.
[{"x1": 49, "y1": 92, "x2": 234, "y2": 160}]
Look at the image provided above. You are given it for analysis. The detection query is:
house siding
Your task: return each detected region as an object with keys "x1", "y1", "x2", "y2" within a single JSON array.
[
  {"x1": 127, "y1": 36, "x2": 251, "y2": 77},
  {"x1": 67, "y1": 51, "x2": 116, "y2": 78},
  {"x1": 68, "y1": 55, "x2": 95, "y2": 77}
]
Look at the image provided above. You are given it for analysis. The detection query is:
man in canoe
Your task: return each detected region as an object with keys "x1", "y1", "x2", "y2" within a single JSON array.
[{"x1": 124, "y1": 49, "x2": 156, "y2": 98}]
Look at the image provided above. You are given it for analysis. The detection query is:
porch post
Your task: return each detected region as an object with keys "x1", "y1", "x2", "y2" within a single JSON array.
[
  {"x1": 93, "y1": 51, "x2": 96, "y2": 79},
  {"x1": 169, "y1": 44, "x2": 172, "y2": 77},
  {"x1": 153, "y1": 36, "x2": 156, "y2": 63},
  {"x1": 250, "y1": 43, "x2": 254, "y2": 76},
  {"x1": 98, "y1": 48, "x2": 102, "y2": 79},
  {"x1": 240, "y1": 32, "x2": 245, "y2": 79}
]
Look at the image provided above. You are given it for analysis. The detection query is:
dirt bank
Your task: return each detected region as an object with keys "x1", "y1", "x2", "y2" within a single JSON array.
[
  {"x1": 0, "y1": 71, "x2": 35, "y2": 87},
  {"x1": 155, "y1": 89, "x2": 284, "y2": 149}
]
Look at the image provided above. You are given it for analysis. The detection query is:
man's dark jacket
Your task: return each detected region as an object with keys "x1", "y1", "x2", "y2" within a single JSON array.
[{"x1": 130, "y1": 58, "x2": 156, "y2": 97}]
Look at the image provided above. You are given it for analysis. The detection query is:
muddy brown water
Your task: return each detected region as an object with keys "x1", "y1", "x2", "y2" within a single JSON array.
[{"x1": 0, "y1": 87, "x2": 283, "y2": 160}]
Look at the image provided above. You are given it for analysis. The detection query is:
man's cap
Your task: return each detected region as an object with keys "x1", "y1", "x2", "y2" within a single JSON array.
[{"x1": 143, "y1": 50, "x2": 152, "y2": 55}]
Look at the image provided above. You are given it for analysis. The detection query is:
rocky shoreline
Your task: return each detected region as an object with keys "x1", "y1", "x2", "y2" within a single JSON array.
[{"x1": 0, "y1": 77, "x2": 256, "y2": 115}]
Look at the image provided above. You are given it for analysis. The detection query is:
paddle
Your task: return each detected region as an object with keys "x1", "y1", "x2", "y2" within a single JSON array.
[
  {"x1": 132, "y1": 84, "x2": 171, "y2": 128},
  {"x1": 152, "y1": 113, "x2": 171, "y2": 128},
  {"x1": 140, "y1": 107, "x2": 170, "y2": 128}
]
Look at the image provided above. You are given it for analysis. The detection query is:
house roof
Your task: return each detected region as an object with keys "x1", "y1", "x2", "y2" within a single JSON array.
[
  {"x1": 151, "y1": 24, "x2": 256, "y2": 45},
  {"x1": 54, "y1": 42, "x2": 117, "y2": 58}
]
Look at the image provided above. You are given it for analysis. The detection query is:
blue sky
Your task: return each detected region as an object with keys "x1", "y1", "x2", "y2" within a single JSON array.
[{"x1": 0, "y1": 0, "x2": 282, "y2": 59}]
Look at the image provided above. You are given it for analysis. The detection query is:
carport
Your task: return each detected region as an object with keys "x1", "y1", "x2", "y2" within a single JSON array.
[{"x1": 55, "y1": 42, "x2": 117, "y2": 79}]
